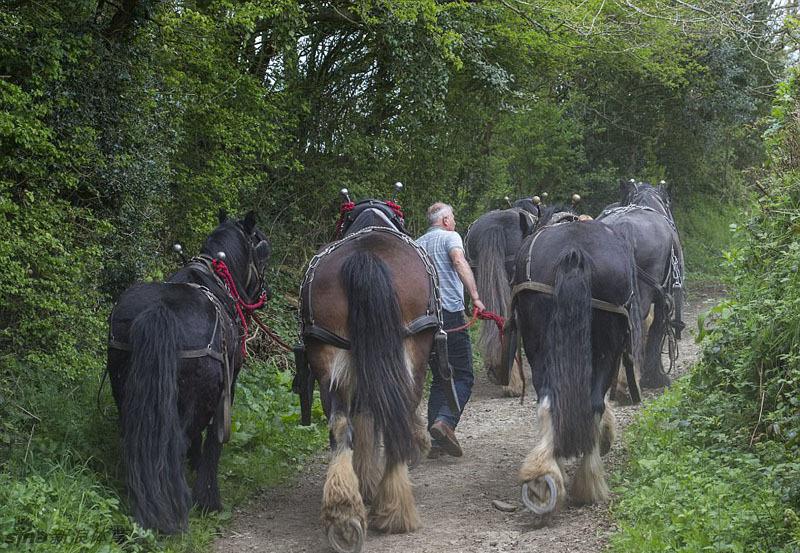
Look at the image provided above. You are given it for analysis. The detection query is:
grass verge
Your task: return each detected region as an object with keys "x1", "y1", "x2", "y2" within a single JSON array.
[{"x1": 609, "y1": 379, "x2": 800, "y2": 552}]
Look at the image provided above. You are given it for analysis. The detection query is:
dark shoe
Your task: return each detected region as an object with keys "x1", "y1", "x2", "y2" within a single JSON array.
[{"x1": 429, "y1": 421, "x2": 463, "y2": 457}]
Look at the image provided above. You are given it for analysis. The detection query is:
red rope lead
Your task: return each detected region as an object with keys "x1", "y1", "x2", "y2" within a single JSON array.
[
  {"x1": 212, "y1": 258, "x2": 267, "y2": 357},
  {"x1": 445, "y1": 306, "x2": 505, "y2": 334},
  {"x1": 251, "y1": 312, "x2": 293, "y2": 352}
]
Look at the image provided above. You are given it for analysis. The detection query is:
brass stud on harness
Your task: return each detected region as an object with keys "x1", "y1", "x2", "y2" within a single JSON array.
[
  {"x1": 340, "y1": 188, "x2": 351, "y2": 202},
  {"x1": 172, "y1": 243, "x2": 187, "y2": 263},
  {"x1": 532, "y1": 195, "x2": 541, "y2": 205},
  {"x1": 393, "y1": 181, "x2": 403, "y2": 200},
  {"x1": 216, "y1": 251, "x2": 226, "y2": 261},
  {"x1": 571, "y1": 193, "x2": 581, "y2": 204}
]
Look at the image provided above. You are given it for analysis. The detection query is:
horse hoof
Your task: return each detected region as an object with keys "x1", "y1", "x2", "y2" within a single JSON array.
[
  {"x1": 327, "y1": 517, "x2": 364, "y2": 553},
  {"x1": 521, "y1": 475, "x2": 558, "y2": 515},
  {"x1": 641, "y1": 372, "x2": 670, "y2": 389}
]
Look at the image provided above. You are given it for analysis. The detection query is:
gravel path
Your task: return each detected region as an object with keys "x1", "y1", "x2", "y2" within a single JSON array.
[{"x1": 215, "y1": 287, "x2": 722, "y2": 553}]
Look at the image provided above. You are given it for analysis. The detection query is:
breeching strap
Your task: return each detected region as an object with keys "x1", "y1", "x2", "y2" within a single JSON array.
[
  {"x1": 510, "y1": 281, "x2": 630, "y2": 317},
  {"x1": 445, "y1": 306, "x2": 506, "y2": 334},
  {"x1": 212, "y1": 258, "x2": 267, "y2": 357}
]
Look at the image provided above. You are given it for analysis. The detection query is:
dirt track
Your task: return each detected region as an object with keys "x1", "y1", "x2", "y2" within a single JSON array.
[{"x1": 215, "y1": 287, "x2": 721, "y2": 553}]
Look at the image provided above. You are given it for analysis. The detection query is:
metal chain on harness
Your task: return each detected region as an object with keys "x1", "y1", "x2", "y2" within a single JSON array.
[
  {"x1": 299, "y1": 225, "x2": 445, "y2": 341},
  {"x1": 656, "y1": 245, "x2": 683, "y2": 375},
  {"x1": 600, "y1": 203, "x2": 678, "y2": 233}
]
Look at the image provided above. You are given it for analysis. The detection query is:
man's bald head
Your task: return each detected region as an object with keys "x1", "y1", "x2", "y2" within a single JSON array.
[{"x1": 427, "y1": 202, "x2": 453, "y2": 226}]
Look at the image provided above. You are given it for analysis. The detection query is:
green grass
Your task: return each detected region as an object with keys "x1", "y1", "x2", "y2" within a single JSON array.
[
  {"x1": 1, "y1": 355, "x2": 327, "y2": 553},
  {"x1": 609, "y1": 381, "x2": 800, "y2": 552}
]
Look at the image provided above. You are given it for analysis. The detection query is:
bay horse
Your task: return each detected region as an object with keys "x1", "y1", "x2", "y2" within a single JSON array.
[
  {"x1": 598, "y1": 179, "x2": 684, "y2": 393},
  {"x1": 107, "y1": 211, "x2": 271, "y2": 534},
  {"x1": 464, "y1": 198, "x2": 538, "y2": 396},
  {"x1": 504, "y1": 207, "x2": 643, "y2": 519},
  {"x1": 296, "y1": 194, "x2": 447, "y2": 553}
]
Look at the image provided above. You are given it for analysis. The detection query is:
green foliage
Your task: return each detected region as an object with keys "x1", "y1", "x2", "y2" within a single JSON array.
[
  {"x1": 610, "y1": 67, "x2": 800, "y2": 553},
  {"x1": 0, "y1": 0, "x2": 789, "y2": 551},
  {"x1": 0, "y1": 460, "x2": 157, "y2": 552},
  {"x1": 673, "y1": 195, "x2": 740, "y2": 282},
  {"x1": 610, "y1": 382, "x2": 800, "y2": 552}
]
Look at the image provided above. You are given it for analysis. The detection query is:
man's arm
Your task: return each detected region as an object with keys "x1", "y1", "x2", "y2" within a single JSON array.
[{"x1": 449, "y1": 248, "x2": 486, "y2": 312}]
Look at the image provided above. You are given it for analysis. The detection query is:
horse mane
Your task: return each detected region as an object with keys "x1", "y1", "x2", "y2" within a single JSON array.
[
  {"x1": 535, "y1": 204, "x2": 576, "y2": 230},
  {"x1": 513, "y1": 198, "x2": 538, "y2": 215},
  {"x1": 202, "y1": 220, "x2": 250, "y2": 276}
]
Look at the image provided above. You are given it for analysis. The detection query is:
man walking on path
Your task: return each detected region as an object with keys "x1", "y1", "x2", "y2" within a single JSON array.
[{"x1": 416, "y1": 202, "x2": 485, "y2": 458}]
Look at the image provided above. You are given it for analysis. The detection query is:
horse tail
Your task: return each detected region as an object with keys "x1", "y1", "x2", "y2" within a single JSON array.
[
  {"x1": 475, "y1": 225, "x2": 510, "y2": 371},
  {"x1": 121, "y1": 303, "x2": 189, "y2": 534},
  {"x1": 546, "y1": 249, "x2": 594, "y2": 458},
  {"x1": 340, "y1": 250, "x2": 415, "y2": 466}
]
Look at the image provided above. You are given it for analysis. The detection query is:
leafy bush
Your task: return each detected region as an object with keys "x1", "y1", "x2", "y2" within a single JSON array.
[
  {"x1": 610, "y1": 382, "x2": 800, "y2": 552},
  {"x1": 673, "y1": 195, "x2": 739, "y2": 282},
  {"x1": 610, "y1": 69, "x2": 800, "y2": 553},
  {"x1": 0, "y1": 460, "x2": 157, "y2": 553}
]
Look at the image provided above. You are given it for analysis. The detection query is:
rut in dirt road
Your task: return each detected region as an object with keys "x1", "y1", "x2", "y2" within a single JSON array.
[{"x1": 215, "y1": 290, "x2": 719, "y2": 553}]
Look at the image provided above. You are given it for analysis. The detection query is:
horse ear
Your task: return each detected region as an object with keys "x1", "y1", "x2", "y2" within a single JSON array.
[
  {"x1": 218, "y1": 208, "x2": 228, "y2": 224},
  {"x1": 242, "y1": 210, "x2": 257, "y2": 234}
]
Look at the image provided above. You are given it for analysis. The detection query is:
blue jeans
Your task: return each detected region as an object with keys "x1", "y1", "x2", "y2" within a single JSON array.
[{"x1": 428, "y1": 309, "x2": 474, "y2": 430}]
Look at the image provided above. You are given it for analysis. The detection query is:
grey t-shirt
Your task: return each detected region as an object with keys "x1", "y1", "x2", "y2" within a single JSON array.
[{"x1": 416, "y1": 226, "x2": 465, "y2": 312}]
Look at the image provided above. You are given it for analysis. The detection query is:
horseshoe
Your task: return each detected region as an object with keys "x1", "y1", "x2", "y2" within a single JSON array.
[
  {"x1": 521, "y1": 474, "x2": 558, "y2": 515},
  {"x1": 327, "y1": 517, "x2": 364, "y2": 553}
]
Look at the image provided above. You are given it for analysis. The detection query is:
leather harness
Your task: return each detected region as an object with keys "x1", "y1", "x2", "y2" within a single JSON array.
[
  {"x1": 508, "y1": 219, "x2": 641, "y2": 402},
  {"x1": 299, "y1": 225, "x2": 442, "y2": 350},
  {"x1": 512, "y1": 221, "x2": 634, "y2": 322},
  {"x1": 108, "y1": 249, "x2": 263, "y2": 444}
]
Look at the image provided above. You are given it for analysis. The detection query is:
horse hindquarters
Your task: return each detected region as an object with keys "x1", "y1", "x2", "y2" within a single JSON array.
[
  {"x1": 519, "y1": 249, "x2": 594, "y2": 516},
  {"x1": 117, "y1": 303, "x2": 190, "y2": 534}
]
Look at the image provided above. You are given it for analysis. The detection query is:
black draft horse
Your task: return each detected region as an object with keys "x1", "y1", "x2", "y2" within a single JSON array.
[
  {"x1": 506, "y1": 208, "x2": 642, "y2": 519},
  {"x1": 598, "y1": 179, "x2": 684, "y2": 393},
  {"x1": 296, "y1": 197, "x2": 443, "y2": 553},
  {"x1": 107, "y1": 211, "x2": 271, "y2": 534},
  {"x1": 464, "y1": 199, "x2": 538, "y2": 396}
]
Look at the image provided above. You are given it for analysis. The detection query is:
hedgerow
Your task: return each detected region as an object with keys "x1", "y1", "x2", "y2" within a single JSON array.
[{"x1": 610, "y1": 70, "x2": 800, "y2": 552}]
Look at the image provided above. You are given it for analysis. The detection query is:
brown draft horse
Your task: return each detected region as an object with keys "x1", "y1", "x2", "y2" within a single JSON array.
[{"x1": 296, "y1": 196, "x2": 442, "y2": 553}]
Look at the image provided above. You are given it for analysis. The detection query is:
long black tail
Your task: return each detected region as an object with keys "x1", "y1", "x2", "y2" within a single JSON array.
[
  {"x1": 475, "y1": 225, "x2": 510, "y2": 373},
  {"x1": 341, "y1": 250, "x2": 415, "y2": 465},
  {"x1": 545, "y1": 249, "x2": 594, "y2": 458},
  {"x1": 121, "y1": 304, "x2": 189, "y2": 534}
]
